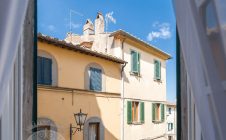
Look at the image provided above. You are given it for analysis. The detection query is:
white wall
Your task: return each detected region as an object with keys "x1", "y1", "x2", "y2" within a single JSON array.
[{"x1": 122, "y1": 41, "x2": 167, "y2": 140}]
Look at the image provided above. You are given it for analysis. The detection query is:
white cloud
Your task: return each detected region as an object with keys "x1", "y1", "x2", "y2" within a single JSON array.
[
  {"x1": 47, "y1": 25, "x2": 56, "y2": 32},
  {"x1": 71, "y1": 22, "x2": 81, "y2": 29},
  {"x1": 105, "y1": 11, "x2": 116, "y2": 24},
  {"x1": 147, "y1": 22, "x2": 171, "y2": 41}
]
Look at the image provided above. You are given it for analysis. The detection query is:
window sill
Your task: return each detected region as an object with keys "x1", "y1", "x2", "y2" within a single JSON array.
[
  {"x1": 152, "y1": 120, "x2": 164, "y2": 124},
  {"x1": 130, "y1": 72, "x2": 141, "y2": 77},
  {"x1": 131, "y1": 122, "x2": 143, "y2": 125},
  {"x1": 153, "y1": 79, "x2": 162, "y2": 83}
]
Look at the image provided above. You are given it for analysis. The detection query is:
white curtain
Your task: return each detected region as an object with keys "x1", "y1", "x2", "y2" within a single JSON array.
[
  {"x1": 0, "y1": 0, "x2": 28, "y2": 116},
  {"x1": 174, "y1": 0, "x2": 226, "y2": 139},
  {"x1": 89, "y1": 124, "x2": 98, "y2": 140}
]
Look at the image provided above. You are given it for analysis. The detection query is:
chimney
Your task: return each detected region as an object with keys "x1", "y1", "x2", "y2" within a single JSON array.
[
  {"x1": 83, "y1": 19, "x2": 94, "y2": 35},
  {"x1": 95, "y1": 12, "x2": 105, "y2": 34}
]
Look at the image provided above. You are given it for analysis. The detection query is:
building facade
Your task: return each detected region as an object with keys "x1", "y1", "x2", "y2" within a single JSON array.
[
  {"x1": 166, "y1": 103, "x2": 176, "y2": 140},
  {"x1": 38, "y1": 12, "x2": 171, "y2": 140},
  {"x1": 38, "y1": 36, "x2": 124, "y2": 140}
]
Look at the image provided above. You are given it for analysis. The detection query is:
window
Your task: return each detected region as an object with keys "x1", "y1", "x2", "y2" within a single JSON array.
[
  {"x1": 37, "y1": 125, "x2": 51, "y2": 140},
  {"x1": 168, "y1": 123, "x2": 173, "y2": 131},
  {"x1": 89, "y1": 123, "x2": 99, "y2": 140},
  {"x1": 37, "y1": 56, "x2": 52, "y2": 85},
  {"x1": 168, "y1": 136, "x2": 173, "y2": 140},
  {"x1": 127, "y1": 101, "x2": 144, "y2": 124},
  {"x1": 131, "y1": 50, "x2": 140, "y2": 74},
  {"x1": 152, "y1": 103, "x2": 165, "y2": 122},
  {"x1": 154, "y1": 60, "x2": 161, "y2": 80},
  {"x1": 168, "y1": 107, "x2": 172, "y2": 114},
  {"x1": 89, "y1": 67, "x2": 102, "y2": 91}
]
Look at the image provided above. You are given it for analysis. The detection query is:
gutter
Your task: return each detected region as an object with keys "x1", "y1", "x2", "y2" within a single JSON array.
[{"x1": 120, "y1": 38, "x2": 126, "y2": 140}]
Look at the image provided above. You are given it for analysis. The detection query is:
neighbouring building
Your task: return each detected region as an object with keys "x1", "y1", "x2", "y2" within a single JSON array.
[
  {"x1": 38, "y1": 12, "x2": 171, "y2": 140},
  {"x1": 166, "y1": 102, "x2": 176, "y2": 140}
]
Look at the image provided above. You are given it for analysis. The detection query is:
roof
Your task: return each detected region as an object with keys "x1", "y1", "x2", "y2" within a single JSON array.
[
  {"x1": 38, "y1": 33, "x2": 127, "y2": 64},
  {"x1": 166, "y1": 101, "x2": 176, "y2": 107},
  {"x1": 110, "y1": 30, "x2": 172, "y2": 60}
]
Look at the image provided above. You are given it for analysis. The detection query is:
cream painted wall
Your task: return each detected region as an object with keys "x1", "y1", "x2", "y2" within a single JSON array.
[
  {"x1": 38, "y1": 88, "x2": 121, "y2": 140},
  {"x1": 123, "y1": 42, "x2": 166, "y2": 101},
  {"x1": 124, "y1": 99, "x2": 167, "y2": 140},
  {"x1": 121, "y1": 41, "x2": 167, "y2": 140},
  {"x1": 38, "y1": 42, "x2": 121, "y2": 93}
]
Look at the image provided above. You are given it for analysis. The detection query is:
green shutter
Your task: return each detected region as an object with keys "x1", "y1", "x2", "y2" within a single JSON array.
[
  {"x1": 161, "y1": 104, "x2": 165, "y2": 122},
  {"x1": 138, "y1": 53, "x2": 140, "y2": 73},
  {"x1": 131, "y1": 51, "x2": 138, "y2": 73},
  {"x1": 140, "y1": 102, "x2": 144, "y2": 123},
  {"x1": 152, "y1": 103, "x2": 156, "y2": 121},
  {"x1": 154, "y1": 60, "x2": 161, "y2": 80},
  {"x1": 127, "y1": 101, "x2": 132, "y2": 124}
]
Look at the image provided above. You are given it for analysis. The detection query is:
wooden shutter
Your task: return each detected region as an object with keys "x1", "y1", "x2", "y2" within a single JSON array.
[
  {"x1": 37, "y1": 56, "x2": 43, "y2": 84},
  {"x1": 43, "y1": 57, "x2": 52, "y2": 85},
  {"x1": 131, "y1": 51, "x2": 138, "y2": 72},
  {"x1": 89, "y1": 68, "x2": 102, "y2": 91},
  {"x1": 152, "y1": 103, "x2": 156, "y2": 121},
  {"x1": 161, "y1": 104, "x2": 165, "y2": 122},
  {"x1": 154, "y1": 60, "x2": 161, "y2": 80},
  {"x1": 140, "y1": 102, "x2": 144, "y2": 123},
  {"x1": 138, "y1": 53, "x2": 140, "y2": 73},
  {"x1": 127, "y1": 101, "x2": 132, "y2": 124}
]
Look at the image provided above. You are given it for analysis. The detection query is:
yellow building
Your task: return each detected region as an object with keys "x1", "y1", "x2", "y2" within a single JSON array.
[
  {"x1": 38, "y1": 34, "x2": 126, "y2": 140},
  {"x1": 38, "y1": 12, "x2": 171, "y2": 140}
]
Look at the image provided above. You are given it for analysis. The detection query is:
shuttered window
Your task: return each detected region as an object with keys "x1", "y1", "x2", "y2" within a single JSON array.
[
  {"x1": 154, "y1": 60, "x2": 161, "y2": 80},
  {"x1": 89, "y1": 67, "x2": 102, "y2": 91},
  {"x1": 152, "y1": 103, "x2": 165, "y2": 123},
  {"x1": 131, "y1": 50, "x2": 140, "y2": 73},
  {"x1": 127, "y1": 101, "x2": 145, "y2": 124},
  {"x1": 37, "y1": 56, "x2": 52, "y2": 85}
]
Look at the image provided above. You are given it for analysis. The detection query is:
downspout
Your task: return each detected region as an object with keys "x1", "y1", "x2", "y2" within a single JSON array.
[{"x1": 120, "y1": 38, "x2": 126, "y2": 140}]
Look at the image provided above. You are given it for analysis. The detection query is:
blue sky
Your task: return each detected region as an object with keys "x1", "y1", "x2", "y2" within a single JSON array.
[{"x1": 38, "y1": 0, "x2": 176, "y2": 102}]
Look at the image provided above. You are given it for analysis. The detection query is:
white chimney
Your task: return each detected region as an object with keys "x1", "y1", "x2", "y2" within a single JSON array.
[
  {"x1": 83, "y1": 19, "x2": 94, "y2": 35},
  {"x1": 95, "y1": 12, "x2": 105, "y2": 34}
]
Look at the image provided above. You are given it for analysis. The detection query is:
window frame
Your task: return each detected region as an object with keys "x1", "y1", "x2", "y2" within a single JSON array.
[
  {"x1": 169, "y1": 107, "x2": 172, "y2": 114},
  {"x1": 130, "y1": 50, "x2": 141, "y2": 75},
  {"x1": 154, "y1": 59, "x2": 161, "y2": 81},
  {"x1": 37, "y1": 56, "x2": 52, "y2": 85},
  {"x1": 152, "y1": 103, "x2": 165, "y2": 123},
  {"x1": 127, "y1": 101, "x2": 145, "y2": 124},
  {"x1": 89, "y1": 67, "x2": 102, "y2": 92}
]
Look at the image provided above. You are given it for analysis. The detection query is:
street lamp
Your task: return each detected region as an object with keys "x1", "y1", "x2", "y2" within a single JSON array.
[{"x1": 70, "y1": 109, "x2": 87, "y2": 140}]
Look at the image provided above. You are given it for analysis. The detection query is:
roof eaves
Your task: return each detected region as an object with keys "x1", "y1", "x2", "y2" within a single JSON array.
[
  {"x1": 110, "y1": 29, "x2": 172, "y2": 60},
  {"x1": 37, "y1": 33, "x2": 127, "y2": 64}
]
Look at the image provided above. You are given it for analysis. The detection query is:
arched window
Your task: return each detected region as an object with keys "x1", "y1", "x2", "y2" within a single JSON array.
[
  {"x1": 38, "y1": 50, "x2": 58, "y2": 86},
  {"x1": 36, "y1": 118, "x2": 58, "y2": 140},
  {"x1": 83, "y1": 117, "x2": 104, "y2": 140},
  {"x1": 85, "y1": 63, "x2": 105, "y2": 92}
]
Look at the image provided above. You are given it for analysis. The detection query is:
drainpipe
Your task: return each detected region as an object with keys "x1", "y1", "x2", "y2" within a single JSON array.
[{"x1": 120, "y1": 38, "x2": 126, "y2": 140}]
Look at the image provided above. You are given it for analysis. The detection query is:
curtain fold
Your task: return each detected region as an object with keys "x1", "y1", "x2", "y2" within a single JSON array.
[{"x1": 0, "y1": 0, "x2": 29, "y2": 116}]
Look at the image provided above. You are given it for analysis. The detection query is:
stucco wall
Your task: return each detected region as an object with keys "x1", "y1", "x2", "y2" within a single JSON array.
[
  {"x1": 38, "y1": 41, "x2": 121, "y2": 93},
  {"x1": 38, "y1": 41, "x2": 122, "y2": 140},
  {"x1": 38, "y1": 88, "x2": 121, "y2": 140},
  {"x1": 123, "y1": 41, "x2": 166, "y2": 101},
  {"x1": 122, "y1": 40, "x2": 167, "y2": 140}
]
